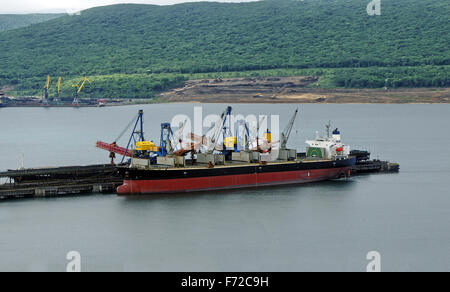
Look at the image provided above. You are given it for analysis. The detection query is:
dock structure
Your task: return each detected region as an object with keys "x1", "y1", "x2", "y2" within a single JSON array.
[
  {"x1": 351, "y1": 160, "x2": 400, "y2": 174},
  {"x1": 349, "y1": 150, "x2": 400, "y2": 175},
  {"x1": 0, "y1": 150, "x2": 399, "y2": 201},
  {"x1": 0, "y1": 164, "x2": 123, "y2": 200}
]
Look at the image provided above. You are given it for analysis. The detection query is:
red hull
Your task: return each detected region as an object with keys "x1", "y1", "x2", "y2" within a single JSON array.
[{"x1": 117, "y1": 167, "x2": 351, "y2": 195}]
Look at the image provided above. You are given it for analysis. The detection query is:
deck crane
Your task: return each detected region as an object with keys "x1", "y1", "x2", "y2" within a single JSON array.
[
  {"x1": 200, "y1": 118, "x2": 223, "y2": 152},
  {"x1": 248, "y1": 116, "x2": 276, "y2": 152},
  {"x1": 96, "y1": 111, "x2": 179, "y2": 160},
  {"x1": 155, "y1": 120, "x2": 196, "y2": 157},
  {"x1": 72, "y1": 77, "x2": 90, "y2": 105},
  {"x1": 248, "y1": 117, "x2": 278, "y2": 153},
  {"x1": 42, "y1": 75, "x2": 51, "y2": 105},
  {"x1": 173, "y1": 119, "x2": 188, "y2": 151},
  {"x1": 255, "y1": 115, "x2": 267, "y2": 151},
  {"x1": 280, "y1": 108, "x2": 299, "y2": 150},
  {"x1": 210, "y1": 106, "x2": 233, "y2": 153},
  {"x1": 96, "y1": 110, "x2": 144, "y2": 162},
  {"x1": 160, "y1": 123, "x2": 175, "y2": 157},
  {"x1": 120, "y1": 110, "x2": 146, "y2": 163},
  {"x1": 183, "y1": 131, "x2": 209, "y2": 154},
  {"x1": 235, "y1": 119, "x2": 251, "y2": 152},
  {"x1": 173, "y1": 119, "x2": 199, "y2": 157}
]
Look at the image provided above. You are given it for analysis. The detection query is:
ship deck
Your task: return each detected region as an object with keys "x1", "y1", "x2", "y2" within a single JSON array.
[{"x1": 125, "y1": 157, "x2": 338, "y2": 172}]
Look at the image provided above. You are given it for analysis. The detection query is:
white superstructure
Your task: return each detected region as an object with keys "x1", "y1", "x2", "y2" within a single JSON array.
[{"x1": 305, "y1": 123, "x2": 351, "y2": 160}]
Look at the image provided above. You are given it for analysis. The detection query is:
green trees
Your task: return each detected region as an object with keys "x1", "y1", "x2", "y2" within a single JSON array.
[
  {"x1": 0, "y1": 14, "x2": 64, "y2": 32},
  {"x1": 0, "y1": 0, "x2": 448, "y2": 97},
  {"x1": 330, "y1": 67, "x2": 450, "y2": 88}
]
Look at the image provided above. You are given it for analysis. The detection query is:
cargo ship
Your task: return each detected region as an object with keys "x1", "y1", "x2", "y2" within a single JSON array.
[{"x1": 97, "y1": 108, "x2": 356, "y2": 195}]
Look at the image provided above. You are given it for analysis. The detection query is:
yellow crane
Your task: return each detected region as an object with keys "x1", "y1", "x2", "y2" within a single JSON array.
[
  {"x1": 43, "y1": 75, "x2": 51, "y2": 104},
  {"x1": 72, "y1": 77, "x2": 91, "y2": 105},
  {"x1": 53, "y1": 77, "x2": 62, "y2": 102}
]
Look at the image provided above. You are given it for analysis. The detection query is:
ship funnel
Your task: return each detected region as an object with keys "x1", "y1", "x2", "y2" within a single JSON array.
[{"x1": 332, "y1": 128, "x2": 341, "y2": 142}]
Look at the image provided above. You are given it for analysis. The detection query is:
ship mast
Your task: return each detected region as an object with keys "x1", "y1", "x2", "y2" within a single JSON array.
[{"x1": 326, "y1": 121, "x2": 331, "y2": 138}]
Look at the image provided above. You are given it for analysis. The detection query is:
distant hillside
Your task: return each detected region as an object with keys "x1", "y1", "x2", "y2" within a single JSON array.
[
  {"x1": 0, "y1": 0, "x2": 448, "y2": 99},
  {"x1": 0, "y1": 14, "x2": 64, "y2": 32}
]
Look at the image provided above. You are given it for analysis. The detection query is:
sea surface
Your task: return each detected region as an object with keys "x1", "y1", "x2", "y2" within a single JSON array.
[{"x1": 0, "y1": 104, "x2": 449, "y2": 272}]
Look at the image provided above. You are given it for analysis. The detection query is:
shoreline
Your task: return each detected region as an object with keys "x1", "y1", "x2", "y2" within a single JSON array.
[
  {"x1": 2, "y1": 81, "x2": 449, "y2": 107},
  {"x1": 1, "y1": 100, "x2": 449, "y2": 107}
]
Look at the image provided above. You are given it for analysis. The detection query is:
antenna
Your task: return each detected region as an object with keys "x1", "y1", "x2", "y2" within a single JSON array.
[
  {"x1": 20, "y1": 153, "x2": 25, "y2": 170},
  {"x1": 326, "y1": 121, "x2": 331, "y2": 138}
]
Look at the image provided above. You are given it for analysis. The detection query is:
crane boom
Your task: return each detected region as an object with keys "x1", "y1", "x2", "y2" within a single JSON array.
[
  {"x1": 77, "y1": 77, "x2": 91, "y2": 94},
  {"x1": 42, "y1": 75, "x2": 51, "y2": 104},
  {"x1": 96, "y1": 141, "x2": 133, "y2": 157},
  {"x1": 210, "y1": 106, "x2": 232, "y2": 153},
  {"x1": 236, "y1": 120, "x2": 251, "y2": 151},
  {"x1": 72, "y1": 77, "x2": 91, "y2": 105},
  {"x1": 173, "y1": 119, "x2": 188, "y2": 150},
  {"x1": 160, "y1": 123, "x2": 175, "y2": 156},
  {"x1": 57, "y1": 77, "x2": 62, "y2": 97},
  {"x1": 45, "y1": 75, "x2": 51, "y2": 90},
  {"x1": 280, "y1": 108, "x2": 299, "y2": 150}
]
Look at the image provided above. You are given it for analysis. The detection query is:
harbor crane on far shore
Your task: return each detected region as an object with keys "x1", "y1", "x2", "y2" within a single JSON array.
[
  {"x1": 72, "y1": 77, "x2": 91, "y2": 105},
  {"x1": 55, "y1": 77, "x2": 62, "y2": 103},
  {"x1": 42, "y1": 75, "x2": 51, "y2": 105}
]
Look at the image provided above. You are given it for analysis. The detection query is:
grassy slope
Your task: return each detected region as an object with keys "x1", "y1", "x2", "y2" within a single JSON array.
[{"x1": 0, "y1": 0, "x2": 448, "y2": 99}]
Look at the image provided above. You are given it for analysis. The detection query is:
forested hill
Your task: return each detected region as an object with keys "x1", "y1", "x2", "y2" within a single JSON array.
[
  {"x1": 0, "y1": 14, "x2": 64, "y2": 32},
  {"x1": 0, "y1": 0, "x2": 448, "y2": 98}
]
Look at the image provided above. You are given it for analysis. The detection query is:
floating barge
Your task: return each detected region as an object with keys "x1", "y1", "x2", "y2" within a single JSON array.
[
  {"x1": 0, "y1": 164, "x2": 123, "y2": 200},
  {"x1": 350, "y1": 150, "x2": 400, "y2": 174}
]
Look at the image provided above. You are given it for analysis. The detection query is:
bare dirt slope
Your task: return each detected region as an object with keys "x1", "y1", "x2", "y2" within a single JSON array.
[{"x1": 159, "y1": 76, "x2": 450, "y2": 104}]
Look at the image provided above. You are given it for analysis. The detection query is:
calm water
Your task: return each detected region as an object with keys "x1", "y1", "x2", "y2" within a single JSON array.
[{"x1": 0, "y1": 104, "x2": 449, "y2": 272}]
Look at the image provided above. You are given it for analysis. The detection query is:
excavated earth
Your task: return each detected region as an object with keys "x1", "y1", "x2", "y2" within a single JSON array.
[{"x1": 159, "y1": 76, "x2": 450, "y2": 104}]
